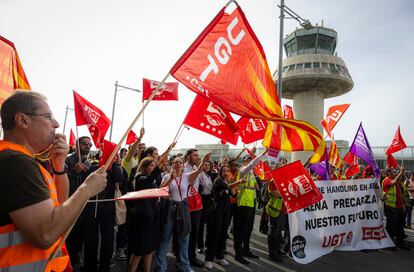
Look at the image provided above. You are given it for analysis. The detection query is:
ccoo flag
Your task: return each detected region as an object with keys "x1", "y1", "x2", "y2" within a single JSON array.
[
  {"x1": 0, "y1": 35, "x2": 31, "y2": 105},
  {"x1": 349, "y1": 123, "x2": 380, "y2": 177},
  {"x1": 321, "y1": 104, "x2": 350, "y2": 138},
  {"x1": 169, "y1": 3, "x2": 325, "y2": 161}
]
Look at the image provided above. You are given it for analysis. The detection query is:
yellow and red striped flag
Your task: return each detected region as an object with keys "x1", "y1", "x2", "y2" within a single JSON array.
[
  {"x1": 328, "y1": 140, "x2": 342, "y2": 168},
  {"x1": 170, "y1": 3, "x2": 325, "y2": 162},
  {"x1": 0, "y1": 35, "x2": 30, "y2": 105},
  {"x1": 262, "y1": 119, "x2": 325, "y2": 163}
]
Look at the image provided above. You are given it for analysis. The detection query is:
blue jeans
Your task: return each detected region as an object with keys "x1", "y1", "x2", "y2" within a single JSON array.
[{"x1": 155, "y1": 219, "x2": 191, "y2": 272}]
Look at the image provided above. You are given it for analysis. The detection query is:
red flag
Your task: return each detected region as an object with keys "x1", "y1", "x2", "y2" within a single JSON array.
[
  {"x1": 321, "y1": 104, "x2": 350, "y2": 138},
  {"x1": 170, "y1": 4, "x2": 324, "y2": 162},
  {"x1": 116, "y1": 187, "x2": 169, "y2": 201},
  {"x1": 237, "y1": 117, "x2": 267, "y2": 144},
  {"x1": 343, "y1": 152, "x2": 360, "y2": 178},
  {"x1": 269, "y1": 161, "x2": 323, "y2": 213},
  {"x1": 126, "y1": 130, "x2": 138, "y2": 145},
  {"x1": 220, "y1": 140, "x2": 227, "y2": 145},
  {"x1": 386, "y1": 154, "x2": 399, "y2": 169},
  {"x1": 73, "y1": 91, "x2": 111, "y2": 147},
  {"x1": 345, "y1": 164, "x2": 360, "y2": 179},
  {"x1": 0, "y1": 35, "x2": 31, "y2": 105},
  {"x1": 386, "y1": 126, "x2": 407, "y2": 154},
  {"x1": 283, "y1": 105, "x2": 294, "y2": 119},
  {"x1": 99, "y1": 140, "x2": 118, "y2": 168},
  {"x1": 142, "y1": 78, "x2": 179, "y2": 101},
  {"x1": 328, "y1": 140, "x2": 342, "y2": 168},
  {"x1": 69, "y1": 129, "x2": 76, "y2": 147},
  {"x1": 183, "y1": 95, "x2": 239, "y2": 145}
]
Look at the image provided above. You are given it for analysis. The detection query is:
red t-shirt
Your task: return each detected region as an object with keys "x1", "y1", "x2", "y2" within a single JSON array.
[{"x1": 383, "y1": 177, "x2": 404, "y2": 208}]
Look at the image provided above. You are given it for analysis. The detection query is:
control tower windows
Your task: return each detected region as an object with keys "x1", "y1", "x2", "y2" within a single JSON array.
[
  {"x1": 289, "y1": 64, "x2": 296, "y2": 71},
  {"x1": 296, "y1": 63, "x2": 304, "y2": 70},
  {"x1": 304, "y1": 62, "x2": 312, "y2": 69},
  {"x1": 313, "y1": 62, "x2": 320, "y2": 68}
]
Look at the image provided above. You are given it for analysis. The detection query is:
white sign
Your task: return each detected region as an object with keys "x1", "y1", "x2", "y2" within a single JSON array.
[{"x1": 289, "y1": 178, "x2": 394, "y2": 264}]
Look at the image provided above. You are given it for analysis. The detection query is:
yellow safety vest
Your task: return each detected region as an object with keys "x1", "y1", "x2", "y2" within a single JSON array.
[
  {"x1": 237, "y1": 171, "x2": 256, "y2": 208},
  {"x1": 266, "y1": 182, "x2": 283, "y2": 218},
  {"x1": 383, "y1": 177, "x2": 397, "y2": 208}
]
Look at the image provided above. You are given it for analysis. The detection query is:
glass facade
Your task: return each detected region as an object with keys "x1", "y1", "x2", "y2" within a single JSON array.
[{"x1": 283, "y1": 27, "x2": 337, "y2": 57}]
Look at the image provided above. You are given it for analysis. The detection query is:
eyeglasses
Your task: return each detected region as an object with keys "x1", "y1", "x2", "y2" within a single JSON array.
[
  {"x1": 79, "y1": 142, "x2": 92, "y2": 147},
  {"x1": 24, "y1": 112, "x2": 55, "y2": 122}
]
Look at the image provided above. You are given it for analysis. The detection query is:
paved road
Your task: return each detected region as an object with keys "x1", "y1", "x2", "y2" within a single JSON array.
[{"x1": 111, "y1": 212, "x2": 414, "y2": 272}]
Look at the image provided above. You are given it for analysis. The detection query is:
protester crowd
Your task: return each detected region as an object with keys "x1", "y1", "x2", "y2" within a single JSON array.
[
  {"x1": 63, "y1": 134, "x2": 413, "y2": 271},
  {"x1": 0, "y1": 91, "x2": 412, "y2": 272}
]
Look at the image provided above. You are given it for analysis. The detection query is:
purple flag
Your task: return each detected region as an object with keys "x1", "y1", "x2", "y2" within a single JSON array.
[
  {"x1": 309, "y1": 148, "x2": 330, "y2": 180},
  {"x1": 349, "y1": 123, "x2": 380, "y2": 177}
]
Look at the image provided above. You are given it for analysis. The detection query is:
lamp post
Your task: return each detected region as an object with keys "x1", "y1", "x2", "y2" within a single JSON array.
[
  {"x1": 277, "y1": 0, "x2": 313, "y2": 99},
  {"x1": 109, "y1": 81, "x2": 141, "y2": 141},
  {"x1": 62, "y1": 106, "x2": 73, "y2": 134}
]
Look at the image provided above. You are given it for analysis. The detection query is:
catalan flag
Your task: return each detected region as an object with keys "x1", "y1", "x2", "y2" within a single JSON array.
[
  {"x1": 262, "y1": 119, "x2": 325, "y2": 163},
  {"x1": 170, "y1": 3, "x2": 324, "y2": 161},
  {"x1": 328, "y1": 140, "x2": 342, "y2": 168},
  {"x1": 0, "y1": 35, "x2": 30, "y2": 105}
]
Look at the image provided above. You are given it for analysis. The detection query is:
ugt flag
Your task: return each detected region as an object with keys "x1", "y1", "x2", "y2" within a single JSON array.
[
  {"x1": 386, "y1": 126, "x2": 407, "y2": 155},
  {"x1": 183, "y1": 95, "x2": 239, "y2": 145},
  {"x1": 237, "y1": 117, "x2": 267, "y2": 144},
  {"x1": 142, "y1": 78, "x2": 179, "y2": 101},
  {"x1": 73, "y1": 90, "x2": 111, "y2": 147},
  {"x1": 349, "y1": 123, "x2": 380, "y2": 177},
  {"x1": 269, "y1": 161, "x2": 323, "y2": 213},
  {"x1": 0, "y1": 35, "x2": 31, "y2": 105},
  {"x1": 169, "y1": 4, "x2": 324, "y2": 162}
]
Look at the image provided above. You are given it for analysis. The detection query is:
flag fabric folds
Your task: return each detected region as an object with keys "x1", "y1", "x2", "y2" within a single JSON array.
[
  {"x1": 309, "y1": 148, "x2": 330, "y2": 181},
  {"x1": 386, "y1": 154, "x2": 399, "y2": 169},
  {"x1": 328, "y1": 140, "x2": 342, "y2": 168},
  {"x1": 321, "y1": 104, "x2": 350, "y2": 138},
  {"x1": 116, "y1": 187, "x2": 169, "y2": 201},
  {"x1": 386, "y1": 126, "x2": 407, "y2": 155},
  {"x1": 0, "y1": 35, "x2": 31, "y2": 105},
  {"x1": 269, "y1": 161, "x2": 323, "y2": 213},
  {"x1": 73, "y1": 90, "x2": 111, "y2": 147},
  {"x1": 349, "y1": 123, "x2": 380, "y2": 177},
  {"x1": 237, "y1": 117, "x2": 267, "y2": 144},
  {"x1": 169, "y1": 4, "x2": 325, "y2": 160},
  {"x1": 183, "y1": 95, "x2": 239, "y2": 145},
  {"x1": 283, "y1": 105, "x2": 294, "y2": 119},
  {"x1": 126, "y1": 130, "x2": 138, "y2": 145},
  {"x1": 142, "y1": 78, "x2": 179, "y2": 101},
  {"x1": 99, "y1": 140, "x2": 118, "y2": 168},
  {"x1": 69, "y1": 129, "x2": 76, "y2": 147},
  {"x1": 263, "y1": 120, "x2": 325, "y2": 163},
  {"x1": 343, "y1": 152, "x2": 360, "y2": 178}
]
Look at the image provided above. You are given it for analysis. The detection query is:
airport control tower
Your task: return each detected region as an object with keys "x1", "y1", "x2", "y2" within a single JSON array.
[{"x1": 273, "y1": 26, "x2": 354, "y2": 162}]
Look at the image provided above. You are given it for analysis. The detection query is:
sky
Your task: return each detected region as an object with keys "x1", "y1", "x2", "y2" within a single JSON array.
[{"x1": 1, "y1": 0, "x2": 413, "y2": 152}]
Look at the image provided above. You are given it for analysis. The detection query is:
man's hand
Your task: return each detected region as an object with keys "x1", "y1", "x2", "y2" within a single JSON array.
[
  {"x1": 74, "y1": 162, "x2": 89, "y2": 173},
  {"x1": 50, "y1": 133, "x2": 69, "y2": 172},
  {"x1": 80, "y1": 168, "x2": 108, "y2": 198},
  {"x1": 139, "y1": 127, "x2": 145, "y2": 139}
]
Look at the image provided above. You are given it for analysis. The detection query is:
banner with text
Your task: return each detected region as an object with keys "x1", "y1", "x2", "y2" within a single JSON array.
[{"x1": 289, "y1": 178, "x2": 394, "y2": 264}]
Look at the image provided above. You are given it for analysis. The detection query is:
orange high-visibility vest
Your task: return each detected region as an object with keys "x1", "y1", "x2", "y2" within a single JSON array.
[{"x1": 0, "y1": 140, "x2": 70, "y2": 272}]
